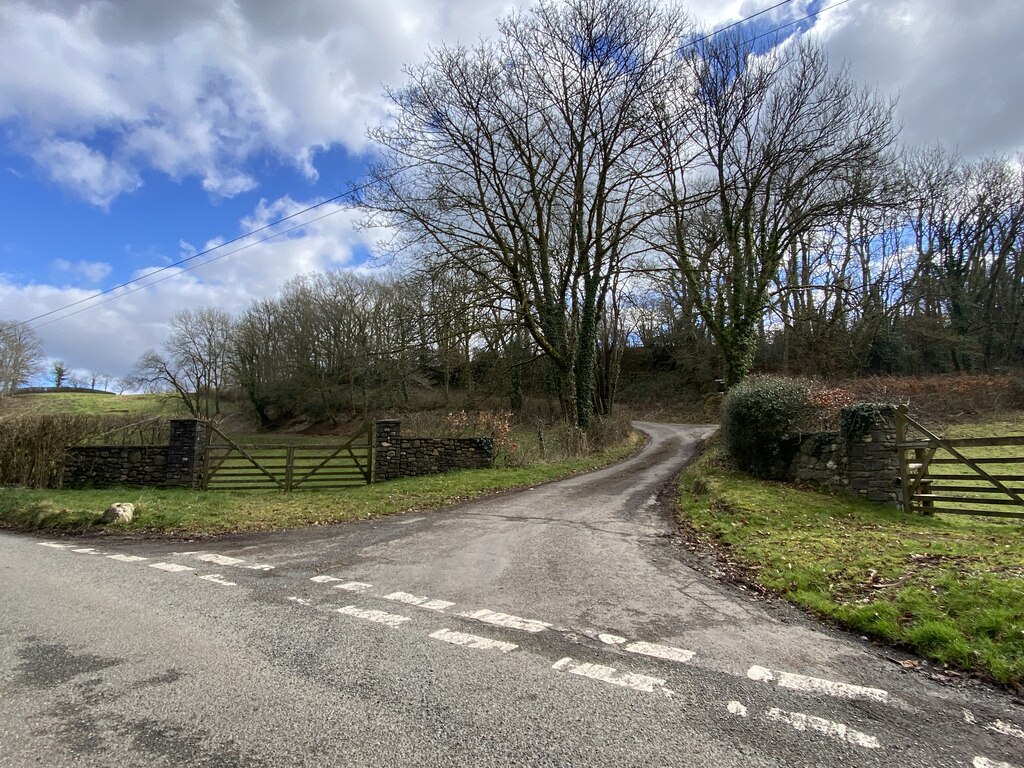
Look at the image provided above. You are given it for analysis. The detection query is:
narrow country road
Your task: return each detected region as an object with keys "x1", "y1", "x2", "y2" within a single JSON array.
[{"x1": 1, "y1": 423, "x2": 1021, "y2": 767}]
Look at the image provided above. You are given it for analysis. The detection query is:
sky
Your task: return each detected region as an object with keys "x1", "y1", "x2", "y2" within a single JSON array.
[{"x1": 1, "y1": 0, "x2": 1022, "y2": 385}]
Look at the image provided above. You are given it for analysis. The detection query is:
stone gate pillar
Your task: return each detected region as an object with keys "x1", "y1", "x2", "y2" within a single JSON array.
[
  {"x1": 374, "y1": 419, "x2": 401, "y2": 482},
  {"x1": 166, "y1": 419, "x2": 206, "y2": 489}
]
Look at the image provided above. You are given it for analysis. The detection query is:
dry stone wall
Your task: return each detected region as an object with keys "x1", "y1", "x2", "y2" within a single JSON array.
[
  {"x1": 62, "y1": 419, "x2": 206, "y2": 490},
  {"x1": 787, "y1": 405, "x2": 901, "y2": 506},
  {"x1": 374, "y1": 419, "x2": 494, "y2": 481}
]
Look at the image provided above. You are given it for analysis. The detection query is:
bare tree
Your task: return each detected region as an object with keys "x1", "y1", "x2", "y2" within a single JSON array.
[
  {"x1": 131, "y1": 308, "x2": 234, "y2": 419},
  {"x1": 362, "y1": 0, "x2": 690, "y2": 426},
  {"x1": 0, "y1": 321, "x2": 44, "y2": 396},
  {"x1": 653, "y1": 34, "x2": 897, "y2": 384}
]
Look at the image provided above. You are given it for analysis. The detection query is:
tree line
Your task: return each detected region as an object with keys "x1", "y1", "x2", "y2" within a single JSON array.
[{"x1": 4, "y1": 0, "x2": 1021, "y2": 426}]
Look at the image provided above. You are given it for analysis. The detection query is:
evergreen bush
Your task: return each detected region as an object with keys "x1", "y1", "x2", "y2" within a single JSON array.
[{"x1": 722, "y1": 376, "x2": 812, "y2": 478}]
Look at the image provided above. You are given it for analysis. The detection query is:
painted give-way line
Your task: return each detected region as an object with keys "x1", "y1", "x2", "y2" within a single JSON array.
[
  {"x1": 764, "y1": 707, "x2": 881, "y2": 749},
  {"x1": 553, "y1": 657, "x2": 672, "y2": 697},
  {"x1": 747, "y1": 665, "x2": 889, "y2": 703},
  {"x1": 337, "y1": 605, "x2": 411, "y2": 628},
  {"x1": 430, "y1": 629, "x2": 518, "y2": 653}
]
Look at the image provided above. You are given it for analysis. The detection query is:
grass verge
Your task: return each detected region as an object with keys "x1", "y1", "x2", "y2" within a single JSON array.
[
  {"x1": 0, "y1": 431, "x2": 643, "y2": 538},
  {"x1": 677, "y1": 436, "x2": 1024, "y2": 689}
]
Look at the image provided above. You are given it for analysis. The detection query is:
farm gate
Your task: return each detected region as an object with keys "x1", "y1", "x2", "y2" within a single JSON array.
[
  {"x1": 202, "y1": 422, "x2": 372, "y2": 491},
  {"x1": 896, "y1": 406, "x2": 1024, "y2": 520}
]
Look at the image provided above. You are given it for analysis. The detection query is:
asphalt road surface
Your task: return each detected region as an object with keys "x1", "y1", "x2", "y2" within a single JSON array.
[{"x1": 1, "y1": 422, "x2": 1022, "y2": 767}]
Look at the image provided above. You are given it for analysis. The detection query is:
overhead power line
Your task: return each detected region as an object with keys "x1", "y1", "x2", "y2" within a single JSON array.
[
  {"x1": 21, "y1": 0, "x2": 855, "y2": 329},
  {"x1": 20, "y1": 190, "x2": 351, "y2": 328},
  {"x1": 29, "y1": 206, "x2": 348, "y2": 330}
]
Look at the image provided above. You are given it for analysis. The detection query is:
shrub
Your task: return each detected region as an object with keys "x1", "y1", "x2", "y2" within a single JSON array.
[
  {"x1": 723, "y1": 376, "x2": 812, "y2": 479},
  {"x1": 0, "y1": 414, "x2": 168, "y2": 488}
]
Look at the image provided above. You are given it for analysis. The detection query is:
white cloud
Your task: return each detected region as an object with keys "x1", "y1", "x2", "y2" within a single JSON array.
[
  {"x1": 0, "y1": 0, "x2": 520, "y2": 206},
  {"x1": 52, "y1": 258, "x2": 113, "y2": 283},
  {"x1": 809, "y1": 0, "x2": 1024, "y2": 157},
  {"x1": 2, "y1": 195, "x2": 380, "y2": 378},
  {"x1": 32, "y1": 138, "x2": 141, "y2": 208}
]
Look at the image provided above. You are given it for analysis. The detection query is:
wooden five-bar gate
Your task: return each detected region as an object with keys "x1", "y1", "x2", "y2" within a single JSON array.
[
  {"x1": 202, "y1": 422, "x2": 372, "y2": 491},
  {"x1": 896, "y1": 406, "x2": 1024, "y2": 520}
]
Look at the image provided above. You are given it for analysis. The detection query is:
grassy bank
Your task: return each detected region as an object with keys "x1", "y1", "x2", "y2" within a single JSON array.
[
  {"x1": 677, "y1": 438, "x2": 1024, "y2": 688},
  {"x1": 0, "y1": 431, "x2": 642, "y2": 538}
]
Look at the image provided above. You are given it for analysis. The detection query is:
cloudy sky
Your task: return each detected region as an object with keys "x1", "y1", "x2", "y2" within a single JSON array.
[{"x1": 1, "y1": 0, "x2": 1021, "y2": 383}]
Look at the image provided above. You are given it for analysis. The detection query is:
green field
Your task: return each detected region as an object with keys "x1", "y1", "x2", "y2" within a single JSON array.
[{"x1": 0, "y1": 392, "x2": 184, "y2": 419}]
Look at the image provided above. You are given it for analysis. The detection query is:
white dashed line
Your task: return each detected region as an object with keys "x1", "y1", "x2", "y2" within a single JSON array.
[
  {"x1": 974, "y1": 757, "x2": 1021, "y2": 768},
  {"x1": 310, "y1": 575, "x2": 342, "y2": 584},
  {"x1": 287, "y1": 596, "x2": 313, "y2": 607},
  {"x1": 460, "y1": 609, "x2": 550, "y2": 633},
  {"x1": 196, "y1": 553, "x2": 246, "y2": 567},
  {"x1": 383, "y1": 591, "x2": 454, "y2": 611},
  {"x1": 198, "y1": 573, "x2": 237, "y2": 587},
  {"x1": 598, "y1": 633, "x2": 627, "y2": 645},
  {"x1": 72, "y1": 547, "x2": 101, "y2": 554},
  {"x1": 149, "y1": 562, "x2": 194, "y2": 573},
  {"x1": 334, "y1": 581, "x2": 373, "y2": 593},
  {"x1": 337, "y1": 605, "x2": 411, "y2": 628},
  {"x1": 552, "y1": 657, "x2": 672, "y2": 696},
  {"x1": 747, "y1": 666, "x2": 888, "y2": 703},
  {"x1": 765, "y1": 707, "x2": 880, "y2": 749},
  {"x1": 727, "y1": 701, "x2": 748, "y2": 717},
  {"x1": 38, "y1": 542, "x2": 73, "y2": 549},
  {"x1": 987, "y1": 720, "x2": 1024, "y2": 740},
  {"x1": 624, "y1": 641, "x2": 695, "y2": 664},
  {"x1": 430, "y1": 629, "x2": 518, "y2": 653},
  {"x1": 241, "y1": 563, "x2": 274, "y2": 571},
  {"x1": 107, "y1": 554, "x2": 148, "y2": 563}
]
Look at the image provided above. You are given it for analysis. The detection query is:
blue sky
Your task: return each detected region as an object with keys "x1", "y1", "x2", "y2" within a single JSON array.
[{"x1": 1, "y1": 0, "x2": 1022, "y2": 383}]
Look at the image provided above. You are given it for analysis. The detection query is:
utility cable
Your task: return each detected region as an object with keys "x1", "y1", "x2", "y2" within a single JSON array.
[
  {"x1": 29, "y1": 205, "x2": 348, "y2": 330},
  {"x1": 19, "y1": 190, "x2": 353, "y2": 327},
  {"x1": 19, "y1": 0, "x2": 855, "y2": 329}
]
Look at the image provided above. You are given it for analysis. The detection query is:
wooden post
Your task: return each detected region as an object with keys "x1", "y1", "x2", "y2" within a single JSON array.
[
  {"x1": 896, "y1": 405, "x2": 911, "y2": 513},
  {"x1": 285, "y1": 446, "x2": 295, "y2": 492}
]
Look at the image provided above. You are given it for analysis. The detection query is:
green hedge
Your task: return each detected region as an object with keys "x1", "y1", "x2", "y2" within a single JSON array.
[{"x1": 722, "y1": 376, "x2": 811, "y2": 478}]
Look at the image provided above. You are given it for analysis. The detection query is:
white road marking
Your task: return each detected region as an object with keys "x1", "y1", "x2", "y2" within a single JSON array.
[
  {"x1": 199, "y1": 573, "x2": 237, "y2": 587},
  {"x1": 287, "y1": 596, "x2": 313, "y2": 606},
  {"x1": 334, "y1": 581, "x2": 373, "y2": 593},
  {"x1": 382, "y1": 591, "x2": 454, "y2": 611},
  {"x1": 337, "y1": 605, "x2": 411, "y2": 628},
  {"x1": 430, "y1": 629, "x2": 518, "y2": 653},
  {"x1": 107, "y1": 554, "x2": 148, "y2": 563},
  {"x1": 149, "y1": 562, "x2": 194, "y2": 573},
  {"x1": 196, "y1": 553, "x2": 246, "y2": 567},
  {"x1": 765, "y1": 707, "x2": 880, "y2": 749},
  {"x1": 727, "y1": 701, "x2": 748, "y2": 717},
  {"x1": 38, "y1": 542, "x2": 73, "y2": 549},
  {"x1": 965, "y1": 709, "x2": 979, "y2": 724},
  {"x1": 310, "y1": 575, "x2": 342, "y2": 584},
  {"x1": 72, "y1": 547, "x2": 102, "y2": 554},
  {"x1": 987, "y1": 720, "x2": 1024, "y2": 740},
  {"x1": 624, "y1": 641, "x2": 695, "y2": 664},
  {"x1": 241, "y1": 563, "x2": 274, "y2": 571},
  {"x1": 599, "y1": 633, "x2": 627, "y2": 645},
  {"x1": 552, "y1": 657, "x2": 672, "y2": 696},
  {"x1": 974, "y1": 757, "x2": 1021, "y2": 768},
  {"x1": 747, "y1": 665, "x2": 888, "y2": 703},
  {"x1": 422, "y1": 599, "x2": 455, "y2": 611},
  {"x1": 460, "y1": 609, "x2": 550, "y2": 633}
]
